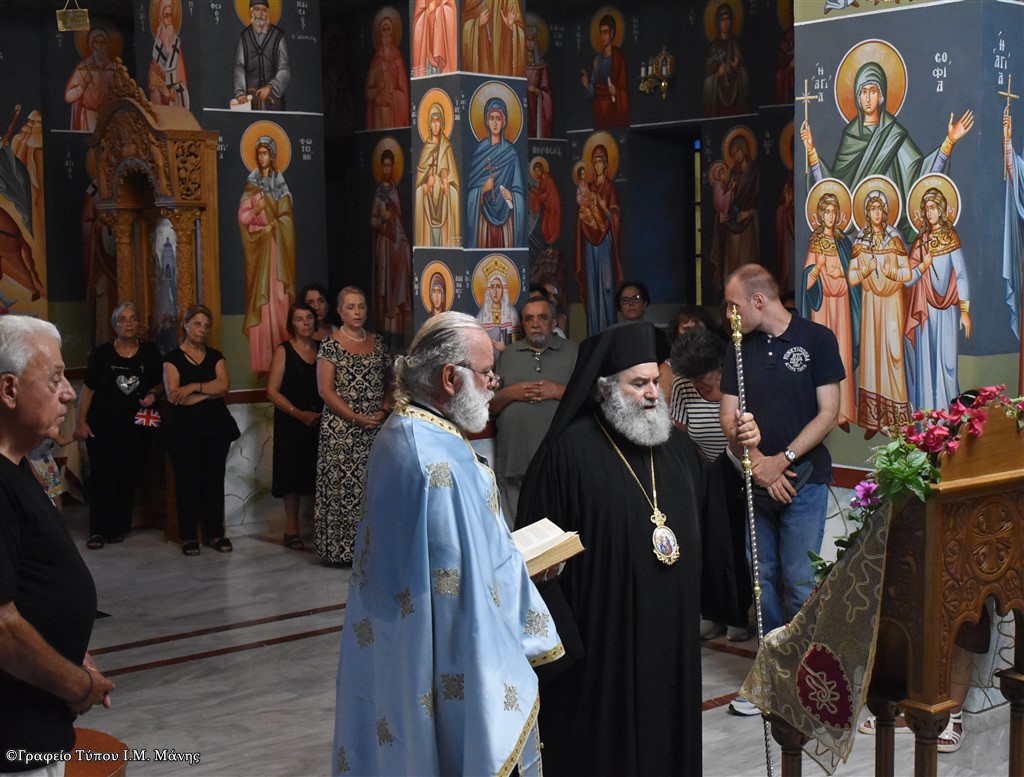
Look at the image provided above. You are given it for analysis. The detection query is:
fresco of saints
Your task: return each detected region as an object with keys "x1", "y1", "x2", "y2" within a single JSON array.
[
  {"x1": 149, "y1": 0, "x2": 189, "y2": 108},
  {"x1": 721, "y1": 128, "x2": 758, "y2": 284},
  {"x1": 412, "y1": 0, "x2": 457, "y2": 76},
  {"x1": 462, "y1": 0, "x2": 525, "y2": 77},
  {"x1": 525, "y1": 17, "x2": 552, "y2": 138},
  {"x1": 415, "y1": 96, "x2": 460, "y2": 246},
  {"x1": 365, "y1": 9, "x2": 409, "y2": 130},
  {"x1": 476, "y1": 255, "x2": 522, "y2": 355},
  {"x1": 703, "y1": 2, "x2": 749, "y2": 117},
  {"x1": 528, "y1": 157, "x2": 561, "y2": 248},
  {"x1": 466, "y1": 92, "x2": 525, "y2": 249},
  {"x1": 64, "y1": 26, "x2": 118, "y2": 132},
  {"x1": 1003, "y1": 103, "x2": 1024, "y2": 390},
  {"x1": 581, "y1": 11, "x2": 629, "y2": 130},
  {"x1": 848, "y1": 185, "x2": 910, "y2": 436},
  {"x1": 232, "y1": 0, "x2": 290, "y2": 111},
  {"x1": 238, "y1": 130, "x2": 296, "y2": 373},
  {"x1": 800, "y1": 46, "x2": 973, "y2": 239},
  {"x1": 0, "y1": 106, "x2": 45, "y2": 305},
  {"x1": 575, "y1": 138, "x2": 623, "y2": 334},
  {"x1": 426, "y1": 272, "x2": 447, "y2": 318},
  {"x1": 903, "y1": 183, "x2": 970, "y2": 411},
  {"x1": 420, "y1": 261, "x2": 454, "y2": 323},
  {"x1": 801, "y1": 184, "x2": 860, "y2": 429},
  {"x1": 369, "y1": 143, "x2": 412, "y2": 338}
]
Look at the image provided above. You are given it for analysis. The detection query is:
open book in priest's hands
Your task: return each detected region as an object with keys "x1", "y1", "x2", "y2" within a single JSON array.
[{"x1": 512, "y1": 518, "x2": 584, "y2": 578}]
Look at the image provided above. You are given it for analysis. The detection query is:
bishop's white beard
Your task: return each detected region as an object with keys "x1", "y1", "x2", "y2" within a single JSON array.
[
  {"x1": 252, "y1": 15, "x2": 270, "y2": 35},
  {"x1": 158, "y1": 24, "x2": 176, "y2": 50},
  {"x1": 600, "y1": 382, "x2": 672, "y2": 447},
  {"x1": 447, "y1": 372, "x2": 494, "y2": 433}
]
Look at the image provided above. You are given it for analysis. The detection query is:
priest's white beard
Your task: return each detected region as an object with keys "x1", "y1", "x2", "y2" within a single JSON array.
[
  {"x1": 601, "y1": 382, "x2": 672, "y2": 447},
  {"x1": 448, "y1": 372, "x2": 494, "y2": 433}
]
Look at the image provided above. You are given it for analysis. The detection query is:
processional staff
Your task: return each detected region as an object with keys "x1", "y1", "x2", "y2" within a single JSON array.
[
  {"x1": 729, "y1": 306, "x2": 774, "y2": 777},
  {"x1": 796, "y1": 79, "x2": 822, "y2": 175}
]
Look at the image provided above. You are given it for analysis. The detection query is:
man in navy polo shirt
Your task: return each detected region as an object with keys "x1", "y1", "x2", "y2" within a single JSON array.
[{"x1": 720, "y1": 265, "x2": 843, "y2": 716}]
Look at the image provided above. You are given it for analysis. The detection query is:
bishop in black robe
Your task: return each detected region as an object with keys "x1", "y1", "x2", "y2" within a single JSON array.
[{"x1": 518, "y1": 322, "x2": 712, "y2": 777}]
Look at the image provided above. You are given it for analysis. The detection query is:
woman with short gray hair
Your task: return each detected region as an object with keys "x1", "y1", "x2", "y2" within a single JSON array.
[{"x1": 75, "y1": 301, "x2": 163, "y2": 549}]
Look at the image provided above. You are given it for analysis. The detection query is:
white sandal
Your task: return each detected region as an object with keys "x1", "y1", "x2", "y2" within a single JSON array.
[
  {"x1": 857, "y1": 715, "x2": 913, "y2": 735},
  {"x1": 937, "y1": 710, "x2": 963, "y2": 753},
  {"x1": 858, "y1": 710, "x2": 963, "y2": 752}
]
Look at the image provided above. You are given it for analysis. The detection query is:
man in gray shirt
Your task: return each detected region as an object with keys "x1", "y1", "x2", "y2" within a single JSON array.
[{"x1": 490, "y1": 296, "x2": 577, "y2": 528}]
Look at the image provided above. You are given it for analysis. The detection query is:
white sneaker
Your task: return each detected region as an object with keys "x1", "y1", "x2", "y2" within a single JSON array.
[
  {"x1": 727, "y1": 625, "x2": 753, "y2": 642},
  {"x1": 700, "y1": 619, "x2": 726, "y2": 639},
  {"x1": 728, "y1": 696, "x2": 761, "y2": 716}
]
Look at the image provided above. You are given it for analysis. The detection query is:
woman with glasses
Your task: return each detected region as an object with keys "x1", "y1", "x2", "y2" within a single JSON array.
[
  {"x1": 315, "y1": 287, "x2": 394, "y2": 564},
  {"x1": 75, "y1": 302, "x2": 163, "y2": 549},
  {"x1": 615, "y1": 279, "x2": 649, "y2": 322}
]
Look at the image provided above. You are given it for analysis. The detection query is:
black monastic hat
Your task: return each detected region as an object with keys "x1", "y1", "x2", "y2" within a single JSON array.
[{"x1": 515, "y1": 321, "x2": 667, "y2": 527}]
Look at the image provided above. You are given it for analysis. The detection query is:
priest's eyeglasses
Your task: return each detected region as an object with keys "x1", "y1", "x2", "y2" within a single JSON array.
[{"x1": 457, "y1": 364, "x2": 502, "y2": 387}]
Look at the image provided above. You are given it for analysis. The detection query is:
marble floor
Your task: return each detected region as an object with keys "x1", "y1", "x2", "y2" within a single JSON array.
[{"x1": 64, "y1": 493, "x2": 1012, "y2": 777}]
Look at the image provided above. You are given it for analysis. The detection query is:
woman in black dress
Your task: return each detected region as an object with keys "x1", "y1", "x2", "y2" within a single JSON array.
[
  {"x1": 74, "y1": 302, "x2": 163, "y2": 549},
  {"x1": 265, "y1": 302, "x2": 322, "y2": 549},
  {"x1": 162, "y1": 304, "x2": 235, "y2": 556}
]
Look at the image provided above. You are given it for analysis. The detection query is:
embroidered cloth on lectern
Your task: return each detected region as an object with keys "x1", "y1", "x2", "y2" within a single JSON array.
[{"x1": 741, "y1": 502, "x2": 892, "y2": 774}]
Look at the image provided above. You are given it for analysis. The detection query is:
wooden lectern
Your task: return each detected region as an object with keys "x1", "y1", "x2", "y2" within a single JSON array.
[{"x1": 774, "y1": 410, "x2": 1024, "y2": 777}]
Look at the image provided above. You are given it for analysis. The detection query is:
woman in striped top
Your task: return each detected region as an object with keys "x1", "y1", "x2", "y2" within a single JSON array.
[{"x1": 671, "y1": 327, "x2": 755, "y2": 643}]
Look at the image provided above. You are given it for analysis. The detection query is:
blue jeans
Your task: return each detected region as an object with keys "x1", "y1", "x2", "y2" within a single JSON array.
[{"x1": 752, "y1": 482, "x2": 828, "y2": 633}]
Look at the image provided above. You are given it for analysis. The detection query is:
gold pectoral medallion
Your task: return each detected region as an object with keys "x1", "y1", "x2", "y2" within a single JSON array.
[{"x1": 650, "y1": 510, "x2": 679, "y2": 565}]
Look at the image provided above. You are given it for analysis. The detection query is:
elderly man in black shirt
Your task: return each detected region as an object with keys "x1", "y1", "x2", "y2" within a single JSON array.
[{"x1": 0, "y1": 315, "x2": 115, "y2": 774}]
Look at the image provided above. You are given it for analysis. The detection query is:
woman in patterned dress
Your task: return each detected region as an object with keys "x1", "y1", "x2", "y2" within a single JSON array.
[{"x1": 314, "y1": 287, "x2": 394, "y2": 563}]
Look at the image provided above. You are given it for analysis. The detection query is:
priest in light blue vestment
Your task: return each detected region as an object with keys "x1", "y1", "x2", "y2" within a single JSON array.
[{"x1": 332, "y1": 312, "x2": 564, "y2": 777}]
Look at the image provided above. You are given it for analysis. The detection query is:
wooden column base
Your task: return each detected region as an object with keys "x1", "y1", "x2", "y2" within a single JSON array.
[{"x1": 769, "y1": 713, "x2": 808, "y2": 777}]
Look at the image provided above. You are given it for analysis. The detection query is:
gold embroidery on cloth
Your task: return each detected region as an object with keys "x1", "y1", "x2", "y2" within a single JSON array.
[
  {"x1": 488, "y1": 487, "x2": 500, "y2": 515},
  {"x1": 441, "y1": 673, "x2": 465, "y2": 700},
  {"x1": 528, "y1": 642, "x2": 566, "y2": 667},
  {"x1": 353, "y1": 617, "x2": 374, "y2": 648},
  {"x1": 740, "y1": 502, "x2": 893, "y2": 774},
  {"x1": 336, "y1": 746, "x2": 350, "y2": 773},
  {"x1": 504, "y1": 683, "x2": 521, "y2": 712},
  {"x1": 498, "y1": 695, "x2": 540, "y2": 777},
  {"x1": 432, "y1": 568, "x2": 461, "y2": 596},
  {"x1": 419, "y1": 689, "x2": 435, "y2": 720},
  {"x1": 524, "y1": 609, "x2": 550, "y2": 638},
  {"x1": 492, "y1": 581, "x2": 502, "y2": 608},
  {"x1": 376, "y1": 717, "x2": 394, "y2": 746},
  {"x1": 396, "y1": 587, "x2": 414, "y2": 618},
  {"x1": 802, "y1": 664, "x2": 841, "y2": 715},
  {"x1": 396, "y1": 404, "x2": 462, "y2": 437},
  {"x1": 426, "y1": 461, "x2": 453, "y2": 488}
]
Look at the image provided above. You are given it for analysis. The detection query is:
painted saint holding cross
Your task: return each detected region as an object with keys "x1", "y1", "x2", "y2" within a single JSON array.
[
  {"x1": 1001, "y1": 71, "x2": 1024, "y2": 389},
  {"x1": 799, "y1": 40, "x2": 974, "y2": 241},
  {"x1": 466, "y1": 83, "x2": 526, "y2": 249}
]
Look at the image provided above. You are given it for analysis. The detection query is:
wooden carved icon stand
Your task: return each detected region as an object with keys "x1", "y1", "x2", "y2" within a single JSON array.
[
  {"x1": 773, "y1": 410, "x2": 1024, "y2": 777},
  {"x1": 86, "y1": 59, "x2": 220, "y2": 541}
]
